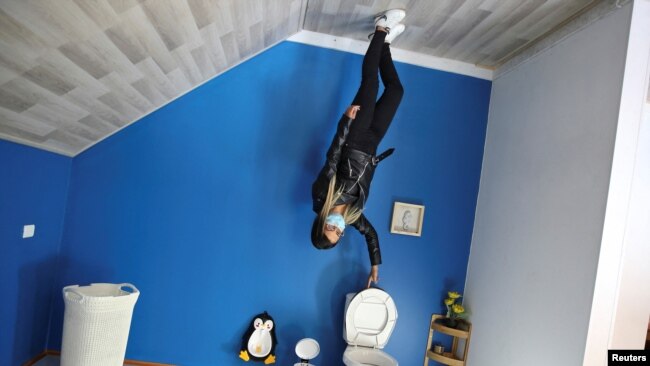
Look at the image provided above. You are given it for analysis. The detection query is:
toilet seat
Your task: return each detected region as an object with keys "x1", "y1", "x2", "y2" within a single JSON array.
[
  {"x1": 343, "y1": 346, "x2": 397, "y2": 366},
  {"x1": 344, "y1": 288, "x2": 397, "y2": 349}
]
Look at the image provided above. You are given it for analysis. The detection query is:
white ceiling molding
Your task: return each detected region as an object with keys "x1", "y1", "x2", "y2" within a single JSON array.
[{"x1": 288, "y1": 30, "x2": 494, "y2": 81}]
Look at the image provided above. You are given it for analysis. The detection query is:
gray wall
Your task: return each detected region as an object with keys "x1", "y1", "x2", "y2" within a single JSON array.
[{"x1": 464, "y1": 4, "x2": 632, "y2": 366}]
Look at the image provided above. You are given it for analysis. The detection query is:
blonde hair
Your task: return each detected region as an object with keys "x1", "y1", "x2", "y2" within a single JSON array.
[{"x1": 317, "y1": 175, "x2": 362, "y2": 234}]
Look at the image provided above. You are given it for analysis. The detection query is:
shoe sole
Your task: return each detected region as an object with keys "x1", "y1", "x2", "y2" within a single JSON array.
[
  {"x1": 385, "y1": 24, "x2": 406, "y2": 43},
  {"x1": 374, "y1": 9, "x2": 406, "y2": 24}
]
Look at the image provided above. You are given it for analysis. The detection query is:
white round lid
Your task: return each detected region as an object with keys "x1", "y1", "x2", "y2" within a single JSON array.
[
  {"x1": 295, "y1": 338, "x2": 320, "y2": 360},
  {"x1": 344, "y1": 288, "x2": 397, "y2": 349}
]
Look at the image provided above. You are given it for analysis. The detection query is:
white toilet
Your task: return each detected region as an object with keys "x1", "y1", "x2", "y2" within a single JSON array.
[{"x1": 342, "y1": 288, "x2": 398, "y2": 366}]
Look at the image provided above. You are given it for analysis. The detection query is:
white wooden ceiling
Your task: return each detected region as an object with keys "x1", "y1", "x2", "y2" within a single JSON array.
[
  {"x1": 0, "y1": 0, "x2": 601, "y2": 156},
  {"x1": 304, "y1": 0, "x2": 597, "y2": 67}
]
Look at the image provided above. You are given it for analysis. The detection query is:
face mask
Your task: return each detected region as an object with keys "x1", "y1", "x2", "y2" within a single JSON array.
[{"x1": 325, "y1": 213, "x2": 346, "y2": 232}]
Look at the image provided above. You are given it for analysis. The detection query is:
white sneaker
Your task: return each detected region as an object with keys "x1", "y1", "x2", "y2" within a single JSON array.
[
  {"x1": 384, "y1": 24, "x2": 405, "y2": 44},
  {"x1": 375, "y1": 9, "x2": 406, "y2": 31}
]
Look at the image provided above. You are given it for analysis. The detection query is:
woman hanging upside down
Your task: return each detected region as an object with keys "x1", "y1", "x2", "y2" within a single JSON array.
[{"x1": 311, "y1": 9, "x2": 406, "y2": 288}]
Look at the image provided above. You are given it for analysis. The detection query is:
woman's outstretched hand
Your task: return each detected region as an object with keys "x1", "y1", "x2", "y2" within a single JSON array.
[
  {"x1": 346, "y1": 105, "x2": 361, "y2": 119},
  {"x1": 366, "y1": 265, "x2": 379, "y2": 288}
]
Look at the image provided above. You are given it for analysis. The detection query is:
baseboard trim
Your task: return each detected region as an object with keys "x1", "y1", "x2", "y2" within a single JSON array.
[
  {"x1": 123, "y1": 359, "x2": 174, "y2": 366},
  {"x1": 22, "y1": 351, "x2": 48, "y2": 366},
  {"x1": 23, "y1": 350, "x2": 175, "y2": 366}
]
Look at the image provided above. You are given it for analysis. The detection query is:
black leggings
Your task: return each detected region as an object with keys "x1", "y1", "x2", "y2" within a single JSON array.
[{"x1": 346, "y1": 30, "x2": 404, "y2": 156}]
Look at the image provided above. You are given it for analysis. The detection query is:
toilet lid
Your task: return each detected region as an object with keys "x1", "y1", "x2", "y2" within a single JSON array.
[{"x1": 344, "y1": 288, "x2": 397, "y2": 349}]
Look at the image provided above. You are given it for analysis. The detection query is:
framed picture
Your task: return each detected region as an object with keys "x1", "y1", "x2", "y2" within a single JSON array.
[{"x1": 390, "y1": 202, "x2": 425, "y2": 237}]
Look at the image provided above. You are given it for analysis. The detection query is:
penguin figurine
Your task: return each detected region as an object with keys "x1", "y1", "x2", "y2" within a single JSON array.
[{"x1": 239, "y1": 311, "x2": 277, "y2": 364}]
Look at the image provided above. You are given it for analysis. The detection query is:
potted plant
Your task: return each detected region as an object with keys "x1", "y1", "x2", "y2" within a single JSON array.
[{"x1": 442, "y1": 291, "x2": 467, "y2": 328}]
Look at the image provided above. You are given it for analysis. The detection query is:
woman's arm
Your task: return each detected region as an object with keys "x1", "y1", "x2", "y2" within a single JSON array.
[
  {"x1": 351, "y1": 214, "x2": 382, "y2": 287},
  {"x1": 322, "y1": 106, "x2": 360, "y2": 179},
  {"x1": 351, "y1": 214, "x2": 381, "y2": 265},
  {"x1": 367, "y1": 265, "x2": 379, "y2": 289}
]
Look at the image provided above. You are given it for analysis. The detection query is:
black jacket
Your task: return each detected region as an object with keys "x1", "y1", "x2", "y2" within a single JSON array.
[{"x1": 312, "y1": 114, "x2": 393, "y2": 266}]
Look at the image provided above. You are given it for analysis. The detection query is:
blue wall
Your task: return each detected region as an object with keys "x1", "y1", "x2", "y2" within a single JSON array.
[
  {"x1": 0, "y1": 140, "x2": 71, "y2": 365},
  {"x1": 49, "y1": 42, "x2": 490, "y2": 365}
]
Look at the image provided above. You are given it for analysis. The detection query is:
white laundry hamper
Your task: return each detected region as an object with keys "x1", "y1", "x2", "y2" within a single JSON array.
[{"x1": 61, "y1": 283, "x2": 140, "y2": 366}]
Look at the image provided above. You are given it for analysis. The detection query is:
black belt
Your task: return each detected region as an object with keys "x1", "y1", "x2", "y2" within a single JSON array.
[{"x1": 372, "y1": 148, "x2": 395, "y2": 165}]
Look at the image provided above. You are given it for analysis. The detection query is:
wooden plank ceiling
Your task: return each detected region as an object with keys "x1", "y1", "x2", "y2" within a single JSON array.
[
  {"x1": 0, "y1": 0, "x2": 303, "y2": 156},
  {"x1": 0, "y1": 0, "x2": 596, "y2": 156},
  {"x1": 303, "y1": 0, "x2": 596, "y2": 66}
]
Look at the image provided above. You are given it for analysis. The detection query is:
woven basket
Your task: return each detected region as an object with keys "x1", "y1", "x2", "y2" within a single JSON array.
[{"x1": 61, "y1": 283, "x2": 139, "y2": 366}]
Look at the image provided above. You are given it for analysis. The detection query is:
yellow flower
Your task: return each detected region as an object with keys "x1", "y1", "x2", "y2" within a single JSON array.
[
  {"x1": 452, "y1": 304, "x2": 465, "y2": 314},
  {"x1": 448, "y1": 291, "x2": 462, "y2": 299},
  {"x1": 444, "y1": 298, "x2": 454, "y2": 306}
]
